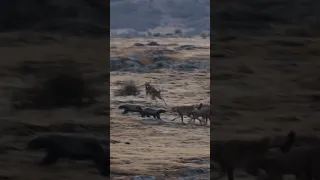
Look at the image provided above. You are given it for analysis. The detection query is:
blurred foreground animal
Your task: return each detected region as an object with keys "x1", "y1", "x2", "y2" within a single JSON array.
[
  {"x1": 144, "y1": 82, "x2": 167, "y2": 105},
  {"x1": 118, "y1": 104, "x2": 143, "y2": 114},
  {"x1": 171, "y1": 103, "x2": 203, "y2": 124},
  {"x1": 248, "y1": 146, "x2": 313, "y2": 180},
  {"x1": 27, "y1": 134, "x2": 109, "y2": 176},
  {"x1": 139, "y1": 107, "x2": 166, "y2": 119},
  {"x1": 211, "y1": 131, "x2": 296, "y2": 180},
  {"x1": 249, "y1": 132, "x2": 320, "y2": 180}
]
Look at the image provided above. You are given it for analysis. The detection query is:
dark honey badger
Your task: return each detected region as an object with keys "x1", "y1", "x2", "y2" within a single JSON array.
[
  {"x1": 27, "y1": 134, "x2": 109, "y2": 176},
  {"x1": 118, "y1": 104, "x2": 143, "y2": 114},
  {"x1": 140, "y1": 107, "x2": 166, "y2": 119}
]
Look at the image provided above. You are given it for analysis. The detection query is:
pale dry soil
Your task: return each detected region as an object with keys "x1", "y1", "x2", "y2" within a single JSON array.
[{"x1": 110, "y1": 72, "x2": 210, "y2": 179}]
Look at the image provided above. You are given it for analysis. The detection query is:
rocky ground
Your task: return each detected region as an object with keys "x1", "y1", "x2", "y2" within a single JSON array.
[
  {"x1": 110, "y1": 38, "x2": 210, "y2": 180},
  {"x1": 0, "y1": 32, "x2": 109, "y2": 180}
]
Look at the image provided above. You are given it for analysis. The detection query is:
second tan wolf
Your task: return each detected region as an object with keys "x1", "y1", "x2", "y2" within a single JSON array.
[
  {"x1": 170, "y1": 103, "x2": 203, "y2": 124},
  {"x1": 189, "y1": 104, "x2": 211, "y2": 126}
]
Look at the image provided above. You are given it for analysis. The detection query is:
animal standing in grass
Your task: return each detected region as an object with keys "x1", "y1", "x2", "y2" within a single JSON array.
[{"x1": 145, "y1": 82, "x2": 167, "y2": 105}]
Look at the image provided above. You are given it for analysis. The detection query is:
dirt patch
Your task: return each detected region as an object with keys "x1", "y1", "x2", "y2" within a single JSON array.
[{"x1": 110, "y1": 38, "x2": 210, "y2": 179}]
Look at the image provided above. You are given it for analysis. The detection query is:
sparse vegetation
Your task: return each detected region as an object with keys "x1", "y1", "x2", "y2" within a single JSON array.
[
  {"x1": 114, "y1": 80, "x2": 140, "y2": 96},
  {"x1": 153, "y1": 32, "x2": 161, "y2": 37},
  {"x1": 174, "y1": 28, "x2": 182, "y2": 35}
]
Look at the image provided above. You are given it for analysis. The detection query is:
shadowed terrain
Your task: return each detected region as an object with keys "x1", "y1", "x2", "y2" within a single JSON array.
[
  {"x1": 212, "y1": 0, "x2": 320, "y2": 179},
  {"x1": 0, "y1": 32, "x2": 108, "y2": 180}
]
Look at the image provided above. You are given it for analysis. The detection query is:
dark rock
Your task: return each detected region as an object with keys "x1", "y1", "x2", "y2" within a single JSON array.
[
  {"x1": 147, "y1": 41, "x2": 160, "y2": 46},
  {"x1": 134, "y1": 43, "x2": 144, "y2": 47}
]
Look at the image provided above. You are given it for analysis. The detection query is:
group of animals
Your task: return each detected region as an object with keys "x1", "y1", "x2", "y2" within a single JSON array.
[
  {"x1": 212, "y1": 130, "x2": 320, "y2": 180},
  {"x1": 118, "y1": 82, "x2": 211, "y2": 126},
  {"x1": 26, "y1": 133, "x2": 109, "y2": 176}
]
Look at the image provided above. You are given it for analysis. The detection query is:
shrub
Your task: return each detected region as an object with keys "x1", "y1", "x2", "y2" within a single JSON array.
[{"x1": 114, "y1": 81, "x2": 140, "y2": 96}]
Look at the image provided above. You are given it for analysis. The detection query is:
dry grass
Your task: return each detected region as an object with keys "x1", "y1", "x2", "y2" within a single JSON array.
[
  {"x1": 110, "y1": 37, "x2": 210, "y2": 63},
  {"x1": 110, "y1": 38, "x2": 210, "y2": 179}
]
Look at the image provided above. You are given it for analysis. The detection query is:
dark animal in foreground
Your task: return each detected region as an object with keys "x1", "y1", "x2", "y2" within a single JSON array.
[
  {"x1": 249, "y1": 132, "x2": 320, "y2": 180},
  {"x1": 27, "y1": 134, "x2": 109, "y2": 176},
  {"x1": 248, "y1": 146, "x2": 313, "y2": 180},
  {"x1": 139, "y1": 107, "x2": 166, "y2": 119},
  {"x1": 211, "y1": 131, "x2": 296, "y2": 180},
  {"x1": 171, "y1": 103, "x2": 203, "y2": 124},
  {"x1": 118, "y1": 104, "x2": 143, "y2": 114},
  {"x1": 144, "y1": 82, "x2": 167, "y2": 105}
]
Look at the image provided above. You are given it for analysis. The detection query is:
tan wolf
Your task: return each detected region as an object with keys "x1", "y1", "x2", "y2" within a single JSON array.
[
  {"x1": 211, "y1": 131, "x2": 296, "y2": 180},
  {"x1": 189, "y1": 104, "x2": 211, "y2": 126},
  {"x1": 144, "y1": 82, "x2": 167, "y2": 105},
  {"x1": 170, "y1": 103, "x2": 203, "y2": 124}
]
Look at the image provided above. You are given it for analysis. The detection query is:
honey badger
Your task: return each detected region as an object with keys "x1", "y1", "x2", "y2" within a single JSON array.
[
  {"x1": 27, "y1": 134, "x2": 109, "y2": 176},
  {"x1": 139, "y1": 107, "x2": 166, "y2": 119},
  {"x1": 118, "y1": 104, "x2": 143, "y2": 114}
]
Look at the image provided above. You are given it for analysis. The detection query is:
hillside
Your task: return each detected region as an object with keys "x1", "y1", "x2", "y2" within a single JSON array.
[{"x1": 110, "y1": 0, "x2": 210, "y2": 35}]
